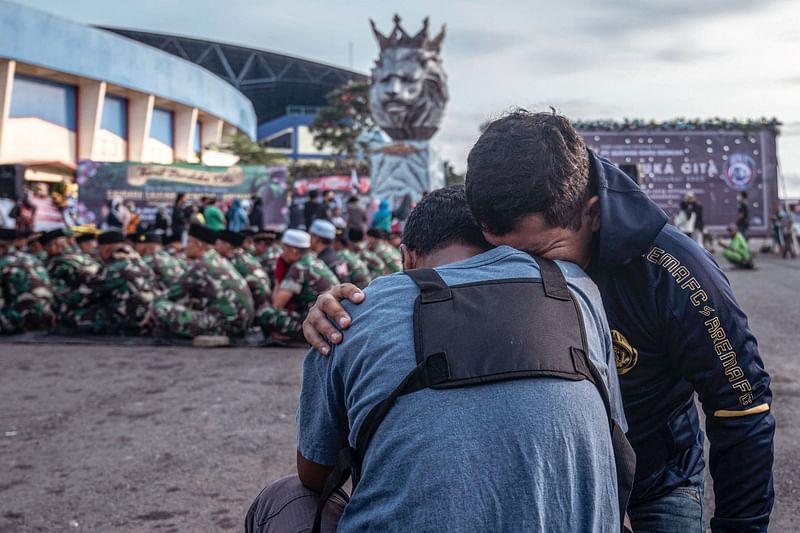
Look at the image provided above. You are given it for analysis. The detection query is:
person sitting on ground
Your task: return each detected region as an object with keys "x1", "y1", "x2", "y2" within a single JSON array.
[
  {"x1": 332, "y1": 230, "x2": 371, "y2": 289},
  {"x1": 366, "y1": 228, "x2": 402, "y2": 273},
  {"x1": 216, "y1": 230, "x2": 272, "y2": 317},
  {"x1": 150, "y1": 224, "x2": 254, "y2": 339},
  {"x1": 75, "y1": 233, "x2": 98, "y2": 259},
  {"x1": 259, "y1": 229, "x2": 339, "y2": 342},
  {"x1": 41, "y1": 229, "x2": 101, "y2": 328},
  {"x1": 310, "y1": 219, "x2": 348, "y2": 281},
  {"x1": 245, "y1": 186, "x2": 627, "y2": 532},
  {"x1": 253, "y1": 230, "x2": 281, "y2": 288},
  {"x1": 720, "y1": 223, "x2": 755, "y2": 269},
  {"x1": 75, "y1": 231, "x2": 159, "y2": 335},
  {"x1": 0, "y1": 228, "x2": 54, "y2": 333},
  {"x1": 133, "y1": 232, "x2": 185, "y2": 290},
  {"x1": 349, "y1": 227, "x2": 387, "y2": 280}
]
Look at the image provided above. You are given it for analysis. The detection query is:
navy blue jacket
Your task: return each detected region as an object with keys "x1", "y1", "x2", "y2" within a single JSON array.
[{"x1": 586, "y1": 151, "x2": 775, "y2": 531}]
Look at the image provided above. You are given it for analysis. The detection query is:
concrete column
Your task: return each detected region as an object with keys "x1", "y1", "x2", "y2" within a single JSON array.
[
  {"x1": 174, "y1": 105, "x2": 199, "y2": 162},
  {"x1": 77, "y1": 80, "x2": 106, "y2": 160},
  {"x1": 128, "y1": 93, "x2": 154, "y2": 162},
  {"x1": 0, "y1": 59, "x2": 16, "y2": 162},
  {"x1": 201, "y1": 117, "x2": 224, "y2": 147}
]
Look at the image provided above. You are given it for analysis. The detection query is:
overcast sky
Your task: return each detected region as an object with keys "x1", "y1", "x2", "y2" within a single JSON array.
[{"x1": 17, "y1": 0, "x2": 800, "y2": 195}]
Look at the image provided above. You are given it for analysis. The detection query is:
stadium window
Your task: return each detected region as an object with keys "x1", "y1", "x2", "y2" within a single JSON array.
[
  {"x1": 193, "y1": 121, "x2": 202, "y2": 154},
  {"x1": 101, "y1": 95, "x2": 128, "y2": 138},
  {"x1": 9, "y1": 74, "x2": 76, "y2": 130},
  {"x1": 265, "y1": 131, "x2": 292, "y2": 149},
  {"x1": 150, "y1": 107, "x2": 174, "y2": 147}
]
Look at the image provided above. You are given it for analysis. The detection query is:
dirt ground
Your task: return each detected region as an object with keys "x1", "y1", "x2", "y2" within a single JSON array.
[{"x1": 1, "y1": 255, "x2": 798, "y2": 532}]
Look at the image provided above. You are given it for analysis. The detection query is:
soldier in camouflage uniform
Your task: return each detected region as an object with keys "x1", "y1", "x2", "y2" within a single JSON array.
[
  {"x1": 332, "y1": 228, "x2": 372, "y2": 288},
  {"x1": 0, "y1": 229, "x2": 54, "y2": 333},
  {"x1": 367, "y1": 228, "x2": 402, "y2": 273},
  {"x1": 151, "y1": 224, "x2": 254, "y2": 339},
  {"x1": 216, "y1": 230, "x2": 272, "y2": 316},
  {"x1": 41, "y1": 229, "x2": 102, "y2": 328},
  {"x1": 254, "y1": 231, "x2": 282, "y2": 288},
  {"x1": 350, "y1": 227, "x2": 388, "y2": 280},
  {"x1": 26, "y1": 233, "x2": 49, "y2": 264},
  {"x1": 163, "y1": 232, "x2": 185, "y2": 259},
  {"x1": 74, "y1": 231, "x2": 159, "y2": 335},
  {"x1": 260, "y1": 229, "x2": 339, "y2": 341},
  {"x1": 133, "y1": 232, "x2": 185, "y2": 290},
  {"x1": 75, "y1": 233, "x2": 99, "y2": 259}
]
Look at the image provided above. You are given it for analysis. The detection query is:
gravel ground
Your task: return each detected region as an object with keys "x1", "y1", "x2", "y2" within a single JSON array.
[{"x1": 0, "y1": 255, "x2": 798, "y2": 532}]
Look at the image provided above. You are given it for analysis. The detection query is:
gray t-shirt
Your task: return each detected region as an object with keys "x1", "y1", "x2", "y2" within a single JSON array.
[{"x1": 297, "y1": 246, "x2": 626, "y2": 532}]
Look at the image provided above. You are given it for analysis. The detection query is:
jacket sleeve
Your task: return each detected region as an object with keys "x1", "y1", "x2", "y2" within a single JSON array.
[{"x1": 655, "y1": 244, "x2": 774, "y2": 532}]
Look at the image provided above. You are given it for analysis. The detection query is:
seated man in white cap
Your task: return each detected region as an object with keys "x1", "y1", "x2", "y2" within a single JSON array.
[
  {"x1": 310, "y1": 219, "x2": 348, "y2": 281},
  {"x1": 260, "y1": 229, "x2": 340, "y2": 341}
]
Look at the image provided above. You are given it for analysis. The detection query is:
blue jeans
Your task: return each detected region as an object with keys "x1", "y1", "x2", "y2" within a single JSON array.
[{"x1": 628, "y1": 471, "x2": 705, "y2": 533}]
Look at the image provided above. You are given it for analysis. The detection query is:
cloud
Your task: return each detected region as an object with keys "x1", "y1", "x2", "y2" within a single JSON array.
[
  {"x1": 649, "y1": 47, "x2": 728, "y2": 63},
  {"x1": 573, "y1": 0, "x2": 782, "y2": 37},
  {"x1": 445, "y1": 27, "x2": 525, "y2": 56}
]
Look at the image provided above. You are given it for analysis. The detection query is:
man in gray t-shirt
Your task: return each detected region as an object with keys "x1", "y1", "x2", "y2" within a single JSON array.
[{"x1": 246, "y1": 186, "x2": 625, "y2": 532}]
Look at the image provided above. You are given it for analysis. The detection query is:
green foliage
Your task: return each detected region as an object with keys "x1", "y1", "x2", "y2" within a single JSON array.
[
  {"x1": 212, "y1": 134, "x2": 285, "y2": 165},
  {"x1": 309, "y1": 81, "x2": 378, "y2": 159}
]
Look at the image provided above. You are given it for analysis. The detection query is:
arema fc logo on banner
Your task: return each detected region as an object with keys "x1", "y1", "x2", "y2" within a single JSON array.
[{"x1": 723, "y1": 153, "x2": 756, "y2": 191}]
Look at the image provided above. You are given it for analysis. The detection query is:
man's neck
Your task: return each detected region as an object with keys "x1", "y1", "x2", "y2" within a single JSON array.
[{"x1": 415, "y1": 244, "x2": 486, "y2": 269}]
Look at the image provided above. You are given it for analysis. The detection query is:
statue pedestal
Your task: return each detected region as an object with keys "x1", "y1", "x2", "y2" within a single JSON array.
[{"x1": 369, "y1": 140, "x2": 445, "y2": 207}]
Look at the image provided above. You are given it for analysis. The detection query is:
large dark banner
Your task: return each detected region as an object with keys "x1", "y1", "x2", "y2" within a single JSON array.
[
  {"x1": 76, "y1": 161, "x2": 289, "y2": 227},
  {"x1": 580, "y1": 129, "x2": 779, "y2": 234}
]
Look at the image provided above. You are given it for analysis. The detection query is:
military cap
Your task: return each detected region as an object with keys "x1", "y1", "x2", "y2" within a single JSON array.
[
  {"x1": 98, "y1": 231, "x2": 125, "y2": 245},
  {"x1": 75, "y1": 233, "x2": 97, "y2": 244},
  {"x1": 162, "y1": 233, "x2": 181, "y2": 246},
  {"x1": 254, "y1": 230, "x2": 278, "y2": 242},
  {"x1": 140, "y1": 232, "x2": 161, "y2": 244},
  {"x1": 0, "y1": 228, "x2": 16, "y2": 241},
  {"x1": 281, "y1": 229, "x2": 311, "y2": 249},
  {"x1": 40, "y1": 228, "x2": 66, "y2": 245},
  {"x1": 348, "y1": 227, "x2": 365, "y2": 243},
  {"x1": 366, "y1": 228, "x2": 387, "y2": 240},
  {"x1": 218, "y1": 229, "x2": 245, "y2": 247},
  {"x1": 188, "y1": 223, "x2": 218, "y2": 245},
  {"x1": 310, "y1": 219, "x2": 337, "y2": 240},
  {"x1": 241, "y1": 229, "x2": 256, "y2": 237}
]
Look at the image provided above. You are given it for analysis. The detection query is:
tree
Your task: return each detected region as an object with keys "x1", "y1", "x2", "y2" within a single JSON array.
[
  {"x1": 211, "y1": 134, "x2": 285, "y2": 165},
  {"x1": 309, "y1": 81, "x2": 378, "y2": 160}
]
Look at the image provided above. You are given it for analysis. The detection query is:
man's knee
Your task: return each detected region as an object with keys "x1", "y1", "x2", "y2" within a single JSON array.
[{"x1": 245, "y1": 475, "x2": 344, "y2": 533}]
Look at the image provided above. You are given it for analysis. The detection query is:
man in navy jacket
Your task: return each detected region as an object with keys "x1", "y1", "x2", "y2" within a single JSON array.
[{"x1": 303, "y1": 111, "x2": 774, "y2": 532}]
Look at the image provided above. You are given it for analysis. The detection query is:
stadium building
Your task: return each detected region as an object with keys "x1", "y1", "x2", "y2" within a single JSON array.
[
  {"x1": 0, "y1": 1, "x2": 365, "y2": 187},
  {"x1": 105, "y1": 28, "x2": 367, "y2": 161}
]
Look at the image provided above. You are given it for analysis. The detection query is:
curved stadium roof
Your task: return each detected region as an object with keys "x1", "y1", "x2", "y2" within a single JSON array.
[{"x1": 105, "y1": 28, "x2": 368, "y2": 128}]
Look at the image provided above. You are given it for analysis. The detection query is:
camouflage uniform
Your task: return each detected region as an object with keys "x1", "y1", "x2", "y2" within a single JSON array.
[
  {"x1": 358, "y1": 247, "x2": 390, "y2": 280},
  {"x1": 229, "y1": 248, "x2": 272, "y2": 314},
  {"x1": 143, "y1": 249, "x2": 186, "y2": 290},
  {"x1": 152, "y1": 248, "x2": 254, "y2": 339},
  {"x1": 258, "y1": 244, "x2": 282, "y2": 288},
  {"x1": 75, "y1": 245, "x2": 159, "y2": 335},
  {"x1": 374, "y1": 241, "x2": 402, "y2": 273},
  {"x1": 48, "y1": 252, "x2": 101, "y2": 328},
  {"x1": 338, "y1": 248, "x2": 372, "y2": 288},
  {"x1": 260, "y1": 253, "x2": 339, "y2": 339},
  {"x1": 0, "y1": 250, "x2": 54, "y2": 333}
]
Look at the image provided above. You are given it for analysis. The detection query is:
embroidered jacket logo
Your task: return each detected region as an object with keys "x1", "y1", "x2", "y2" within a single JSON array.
[{"x1": 612, "y1": 330, "x2": 638, "y2": 375}]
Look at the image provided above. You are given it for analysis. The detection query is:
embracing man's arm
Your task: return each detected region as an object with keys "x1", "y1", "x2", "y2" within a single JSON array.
[{"x1": 303, "y1": 283, "x2": 365, "y2": 354}]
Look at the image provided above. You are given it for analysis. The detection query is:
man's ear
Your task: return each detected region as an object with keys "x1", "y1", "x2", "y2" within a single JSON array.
[
  {"x1": 584, "y1": 196, "x2": 601, "y2": 232},
  {"x1": 400, "y1": 244, "x2": 416, "y2": 271}
]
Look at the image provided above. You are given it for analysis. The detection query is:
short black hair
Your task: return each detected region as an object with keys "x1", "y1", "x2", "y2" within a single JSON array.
[
  {"x1": 740, "y1": 191, "x2": 748, "y2": 199},
  {"x1": 402, "y1": 185, "x2": 491, "y2": 256},
  {"x1": 465, "y1": 110, "x2": 591, "y2": 235},
  {"x1": 309, "y1": 190, "x2": 319, "y2": 199}
]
